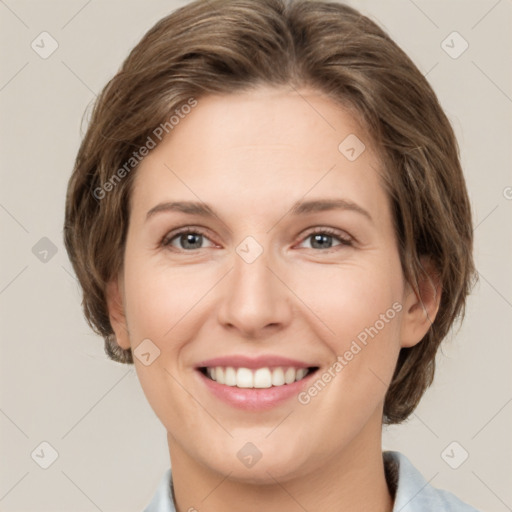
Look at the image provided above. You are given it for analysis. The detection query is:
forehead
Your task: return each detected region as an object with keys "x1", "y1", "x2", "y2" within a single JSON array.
[{"x1": 131, "y1": 86, "x2": 386, "y2": 222}]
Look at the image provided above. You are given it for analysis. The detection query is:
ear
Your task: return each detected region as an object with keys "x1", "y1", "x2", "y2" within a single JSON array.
[
  {"x1": 105, "y1": 273, "x2": 131, "y2": 350},
  {"x1": 400, "y1": 257, "x2": 442, "y2": 348}
]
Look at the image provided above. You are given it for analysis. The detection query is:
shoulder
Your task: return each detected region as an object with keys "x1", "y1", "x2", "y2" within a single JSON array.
[{"x1": 384, "y1": 451, "x2": 481, "y2": 512}]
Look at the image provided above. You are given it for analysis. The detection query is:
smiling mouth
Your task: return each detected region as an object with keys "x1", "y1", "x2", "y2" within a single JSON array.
[{"x1": 198, "y1": 366, "x2": 319, "y2": 389}]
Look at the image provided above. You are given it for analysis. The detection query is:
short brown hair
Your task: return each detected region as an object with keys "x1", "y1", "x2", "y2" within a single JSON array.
[{"x1": 63, "y1": 0, "x2": 477, "y2": 424}]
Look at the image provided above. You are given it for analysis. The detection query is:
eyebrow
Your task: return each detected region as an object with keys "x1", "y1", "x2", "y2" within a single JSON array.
[{"x1": 146, "y1": 198, "x2": 373, "y2": 223}]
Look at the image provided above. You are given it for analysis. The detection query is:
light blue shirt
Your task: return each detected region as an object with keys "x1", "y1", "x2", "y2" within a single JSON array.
[{"x1": 143, "y1": 450, "x2": 480, "y2": 511}]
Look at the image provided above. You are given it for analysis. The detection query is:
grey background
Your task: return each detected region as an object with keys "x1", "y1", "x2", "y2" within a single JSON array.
[{"x1": 0, "y1": 0, "x2": 511, "y2": 510}]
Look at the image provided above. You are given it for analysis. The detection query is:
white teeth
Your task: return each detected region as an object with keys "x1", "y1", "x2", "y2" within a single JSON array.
[
  {"x1": 236, "y1": 368, "x2": 253, "y2": 388},
  {"x1": 224, "y1": 367, "x2": 236, "y2": 386},
  {"x1": 204, "y1": 366, "x2": 311, "y2": 388},
  {"x1": 296, "y1": 368, "x2": 307, "y2": 381},
  {"x1": 254, "y1": 368, "x2": 272, "y2": 388},
  {"x1": 284, "y1": 367, "x2": 296, "y2": 384},
  {"x1": 271, "y1": 367, "x2": 285, "y2": 386}
]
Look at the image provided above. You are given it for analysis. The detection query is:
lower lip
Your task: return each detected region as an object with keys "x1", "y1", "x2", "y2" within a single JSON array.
[{"x1": 196, "y1": 369, "x2": 317, "y2": 411}]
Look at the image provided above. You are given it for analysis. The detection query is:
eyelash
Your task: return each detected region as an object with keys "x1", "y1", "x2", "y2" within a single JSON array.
[{"x1": 161, "y1": 226, "x2": 354, "y2": 253}]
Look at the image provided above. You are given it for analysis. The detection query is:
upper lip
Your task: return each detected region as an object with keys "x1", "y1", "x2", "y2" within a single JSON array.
[{"x1": 195, "y1": 355, "x2": 318, "y2": 370}]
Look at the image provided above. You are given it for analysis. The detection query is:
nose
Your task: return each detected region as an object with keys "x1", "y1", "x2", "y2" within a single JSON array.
[{"x1": 217, "y1": 240, "x2": 293, "y2": 338}]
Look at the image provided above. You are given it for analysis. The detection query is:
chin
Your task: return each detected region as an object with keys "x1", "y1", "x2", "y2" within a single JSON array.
[{"x1": 201, "y1": 439, "x2": 313, "y2": 484}]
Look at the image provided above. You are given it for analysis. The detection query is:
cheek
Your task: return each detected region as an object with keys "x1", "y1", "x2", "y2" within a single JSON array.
[
  {"x1": 293, "y1": 257, "x2": 404, "y2": 397},
  {"x1": 123, "y1": 255, "x2": 210, "y2": 342},
  {"x1": 122, "y1": 257, "x2": 210, "y2": 426},
  {"x1": 293, "y1": 259, "x2": 403, "y2": 343}
]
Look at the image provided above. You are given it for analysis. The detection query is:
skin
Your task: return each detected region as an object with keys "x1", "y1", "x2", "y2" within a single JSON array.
[{"x1": 106, "y1": 85, "x2": 441, "y2": 512}]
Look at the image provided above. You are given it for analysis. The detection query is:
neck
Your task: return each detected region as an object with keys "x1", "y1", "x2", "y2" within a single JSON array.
[{"x1": 166, "y1": 417, "x2": 394, "y2": 512}]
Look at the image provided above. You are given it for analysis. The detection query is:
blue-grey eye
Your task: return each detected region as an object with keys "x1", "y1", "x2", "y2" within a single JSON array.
[{"x1": 163, "y1": 229, "x2": 214, "y2": 250}]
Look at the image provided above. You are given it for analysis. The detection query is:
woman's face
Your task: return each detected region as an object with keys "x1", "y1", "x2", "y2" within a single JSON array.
[{"x1": 108, "y1": 86, "x2": 429, "y2": 482}]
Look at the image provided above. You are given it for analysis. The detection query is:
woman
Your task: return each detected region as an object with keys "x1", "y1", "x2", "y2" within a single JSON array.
[{"x1": 63, "y1": 0, "x2": 480, "y2": 510}]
